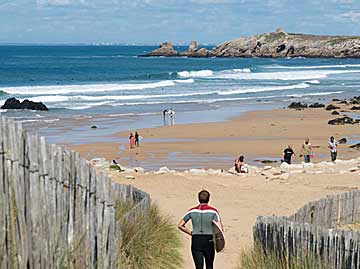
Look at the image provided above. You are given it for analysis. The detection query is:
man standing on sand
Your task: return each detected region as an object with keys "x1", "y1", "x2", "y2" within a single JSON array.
[
  {"x1": 328, "y1": 136, "x2": 338, "y2": 162},
  {"x1": 135, "y1": 131, "x2": 140, "y2": 147},
  {"x1": 178, "y1": 190, "x2": 223, "y2": 269},
  {"x1": 300, "y1": 138, "x2": 313, "y2": 163},
  {"x1": 283, "y1": 145, "x2": 295, "y2": 164}
]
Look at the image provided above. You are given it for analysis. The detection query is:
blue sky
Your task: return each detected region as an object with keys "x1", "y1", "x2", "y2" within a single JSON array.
[{"x1": 0, "y1": 0, "x2": 360, "y2": 44}]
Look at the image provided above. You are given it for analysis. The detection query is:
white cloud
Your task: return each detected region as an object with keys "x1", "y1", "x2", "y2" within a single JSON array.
[{"x1": 340, "y1": 11, "x2": 360, "y2": 22}]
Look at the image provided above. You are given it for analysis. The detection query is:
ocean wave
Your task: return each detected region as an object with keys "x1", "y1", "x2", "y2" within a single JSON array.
[
  {"x1": 305, "y1": 80, "x2": 320, "y2": 84},
  {"x1": 177, "y1": 68, "x2": 252, "y2": 78},
  {"x1": 214, "y1": 70, "x2": 360, "y2": 81},
  {"x1": 287, "y1": 91, "x2": 343, "y2": 97},
  {"x1": 174, "y1": 78, "x2": 195, "y2": 83},
  {"x1": 0, "y1": 80, "x2": 193, "y2": 95},
  {"x1": 218, "y1": 83, "x2": 310, "y2": 95},
  {"x1": 264, "y1": 64, "x2": 360, "y2": 69},
  {"x1": 62, "y1": 101, "x2": 113, "y2": 110},
  {"x1": 177, "y1": 70, "x2": 214, "y2": 78},
  {"x1": 177, "y1": 68, "x2": 360, "y2": 80},
  {"x1": 232, "y1": 68, "x2": 251, "y2": 73}
]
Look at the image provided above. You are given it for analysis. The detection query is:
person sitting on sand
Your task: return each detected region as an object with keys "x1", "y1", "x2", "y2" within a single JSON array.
[
  {"x1": 300, "y1": 138, "x2": 313, "y2": 163},
  {"x1": 235, "y1": 155, "x2": 248, "y2": 173},
  {"x1": 129, "y1": 133, "x2": 135, "y2": 149},
  {"x1": 283, "y1": 145, "x2": 295, "y2": 164},
  {"x1": 178, "y1": 190, "x2": 224, "y2": 269},
  {"x1": 328, "y1": 136, "x2": 338, "y2": 162}
]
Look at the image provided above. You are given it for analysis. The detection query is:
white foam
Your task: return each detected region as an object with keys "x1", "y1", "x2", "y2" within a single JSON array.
[
  {"x1": 305, "y1": 80, "x2": 320, "y2": 84},
  {"x1": 214, "y1": 70, "x2": 360, "y2": 80},
  {"x1": 20, "y1": 95, "x2": 69, "y2": 103},
  {"x1": 59, "y1": 101, "x2": 113, "y2": 110},
  {"x1": 0, "y1": 80, "x2": 178, "y2": 95},
  {"x1": 288, "y1": 91, "x2": 343, "y2": 97},
  {"x1": 232, "y1": 68, "x2": 252, "y2": 73},
  {"x1": 264, "y1": 64, "x2": 360, "y2": 69},
  {"x1": 65, "y1": 91, "x2": 215, "y2": 101},
  {"x1": 177, "y1": 70, "x2": 214, "y2": 78},
  {"x1": 174, "y1": 78, "x2": 195, "y2": 83},
  {"x1": 218, "y1": 83, "x2": 310, "y2": 95}
]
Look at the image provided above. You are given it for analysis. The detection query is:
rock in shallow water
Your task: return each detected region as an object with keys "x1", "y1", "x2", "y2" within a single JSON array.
[
  {"x1": 328, "y1": 116, "x2": 359, "y2": 125},
  {"x1": 1, "y1": 97, "x2": 48, "y2": 111},
  {"x1": 325, "y1": 104, "x2": 340, "y2": 111},
  {"x1": 288, "y1": 102, "x2": 307, "y2": 109}
]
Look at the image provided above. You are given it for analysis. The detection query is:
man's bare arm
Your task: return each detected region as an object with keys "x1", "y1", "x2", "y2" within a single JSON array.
[{"x1": 177, "y1": 219, "x2": 192, "y2": 236}]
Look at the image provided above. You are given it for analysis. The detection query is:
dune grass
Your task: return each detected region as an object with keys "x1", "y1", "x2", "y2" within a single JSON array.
[
  {"x1": 115, "y1": 201, "x2": 183, "y2": 269},
  {"x1": 239, "y1": 246, "x2": 326, "y2": 269}
]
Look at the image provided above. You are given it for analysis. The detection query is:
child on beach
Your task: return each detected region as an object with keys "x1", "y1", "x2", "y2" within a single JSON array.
[
  {"x1": 300, "y1": 138, "x2": 313, "y2": 163},
  {"x1": 235, "y1": 155, "x2": 248, "y2": 173},
  {"x1": 328, "y1": 136, "x2": 338, "y2": 162},
  {"x1": 129, "y1": 133, "x2": 135, "y2": 149}
]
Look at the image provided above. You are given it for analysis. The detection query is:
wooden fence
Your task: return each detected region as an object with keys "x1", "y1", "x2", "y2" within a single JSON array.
[
  {"x1": 0, "y1": 117, "x2": 150, "y2": 268},
  {"x1": 254, "y1": 190, "x2": 360, "y2": 268}
]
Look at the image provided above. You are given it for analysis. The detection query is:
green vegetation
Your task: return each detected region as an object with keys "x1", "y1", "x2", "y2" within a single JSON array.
[
  {"x1": 110, "y1": 164, "x2": 123, "y2": 171},
  {"x1": 115, "y1": 202, "x2": 183, "y2": 269},
  {"x1": 239, "y1": 246, "x2": 326, "y2": 269}
]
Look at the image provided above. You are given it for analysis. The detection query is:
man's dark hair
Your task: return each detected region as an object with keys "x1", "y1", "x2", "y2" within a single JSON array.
[
  {"x1": 198, "y1": 190, "x2": 210, "y2": 203},
  {"x1": 239, "y1": 155, "x2": 244, "y2": 162}
]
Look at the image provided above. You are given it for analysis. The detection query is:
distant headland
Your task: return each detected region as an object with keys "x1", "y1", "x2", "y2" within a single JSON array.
[{"x1": 144, "y1": 28, "x2": 360, "y2": 58}]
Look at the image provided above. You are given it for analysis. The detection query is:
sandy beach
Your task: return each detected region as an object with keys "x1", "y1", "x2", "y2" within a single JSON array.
[
  {"x1": 66, "y1": 102, "x2": 360, "y2": 268},
  {"x1": 70, "y1": 103, "x2": 360, "y2": 170}
]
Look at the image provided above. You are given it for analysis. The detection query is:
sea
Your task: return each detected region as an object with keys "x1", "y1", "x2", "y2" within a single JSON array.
[{"x1": 1, "y1": 45, "x2": 360, "y2": 144}]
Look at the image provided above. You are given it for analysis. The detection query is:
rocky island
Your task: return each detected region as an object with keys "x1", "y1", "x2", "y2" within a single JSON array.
[{"x1": 145, "y1": 28, "x2": 360, "y2": 58}]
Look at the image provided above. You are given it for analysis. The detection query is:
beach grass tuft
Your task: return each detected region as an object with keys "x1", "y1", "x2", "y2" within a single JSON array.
[
  {"x1": 116, "y1": 202, "x2": 183, "y2": 269},
  {"x1": 238, "y1": 245, "x2": 326, "y2": 269}
]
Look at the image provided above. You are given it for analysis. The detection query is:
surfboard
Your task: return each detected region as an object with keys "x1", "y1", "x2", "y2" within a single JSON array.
[{"x1": 212, "y1": 220, "x2": 225, "y2": 252}]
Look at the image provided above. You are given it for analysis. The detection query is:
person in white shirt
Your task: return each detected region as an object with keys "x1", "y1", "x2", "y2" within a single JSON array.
[{"x1": 328, "y1": 136, "x2": 338, "y2": 162}]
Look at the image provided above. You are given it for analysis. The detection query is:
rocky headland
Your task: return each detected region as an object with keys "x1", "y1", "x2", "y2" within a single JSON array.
[{"x1": 145, "y1": 28, "x2": 360, "y2": 58}]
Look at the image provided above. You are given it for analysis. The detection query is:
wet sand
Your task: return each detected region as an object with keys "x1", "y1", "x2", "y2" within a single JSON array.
[{"x1": 70, "y1": 105, "x2": 360, "y2": 170}]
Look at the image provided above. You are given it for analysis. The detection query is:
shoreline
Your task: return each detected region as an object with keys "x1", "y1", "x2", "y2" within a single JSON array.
[{"x1": 69, "y1": 102, "x2": 360, "y2": 171}]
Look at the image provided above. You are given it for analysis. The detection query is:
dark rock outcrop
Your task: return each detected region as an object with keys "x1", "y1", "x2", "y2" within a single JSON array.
[
  {"x1": 331, "y1": 111, "x2": 340, "y2": 115},
  {"x1": 325, "y1": 104, "x2": 340, "y2": 111},
  {"x1": 328, "y1": 116, "x2": 360, "y2": 125},
  {"x1": 288, "y1": 102, "x2": 307, "y2": 109},
  {"x1": 349, "y1": 143, "x2": 360, "y2": 150},
  {"x1": 350, "y1": 106, "x2": 360, "y2": 110},
  {"x1": 145, "y1": 30, "x2": 360, "y2": 58},
  {"x1": 146, "y1": 42, "x2": 178, "y2": 57},
  {"x1": 1, "y1": 97, "x2": 48, "y2": 111},
  {"x1": 145, "y1": 41, "x2": 210, "y2": 57},
  {"x1": 309, "y1": 103, "x2": 325, "y2": 108},
  {"x1": 338, "y1": 138, "x2": 347, "y2": 144},
  {"x1": 350, "y1": 96, "x2": 360, "y2": 104}
]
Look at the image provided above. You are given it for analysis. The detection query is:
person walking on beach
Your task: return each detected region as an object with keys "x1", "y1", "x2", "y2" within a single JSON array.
[
  {"x1": 283, "y1": 145, "x2": 295, "y2": 164},
  {"x1": 235, "y1": 155, "x2": 248, "y2": 173},
  {"x1": 135, "y1": 131, "x2": 140, "y2": 147},
  {"x1": 328, "y1": 136, "x2": 338, "y2": 162},
  {"x1": 300, "y1": 138, "x2": 313, "y2": 163},
  {"x1": 129, "y1": 133, "x2": 135, "y2": 149},
  {"x1": 178, "y1": 190, "x2": 223, "y2": 269}
]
